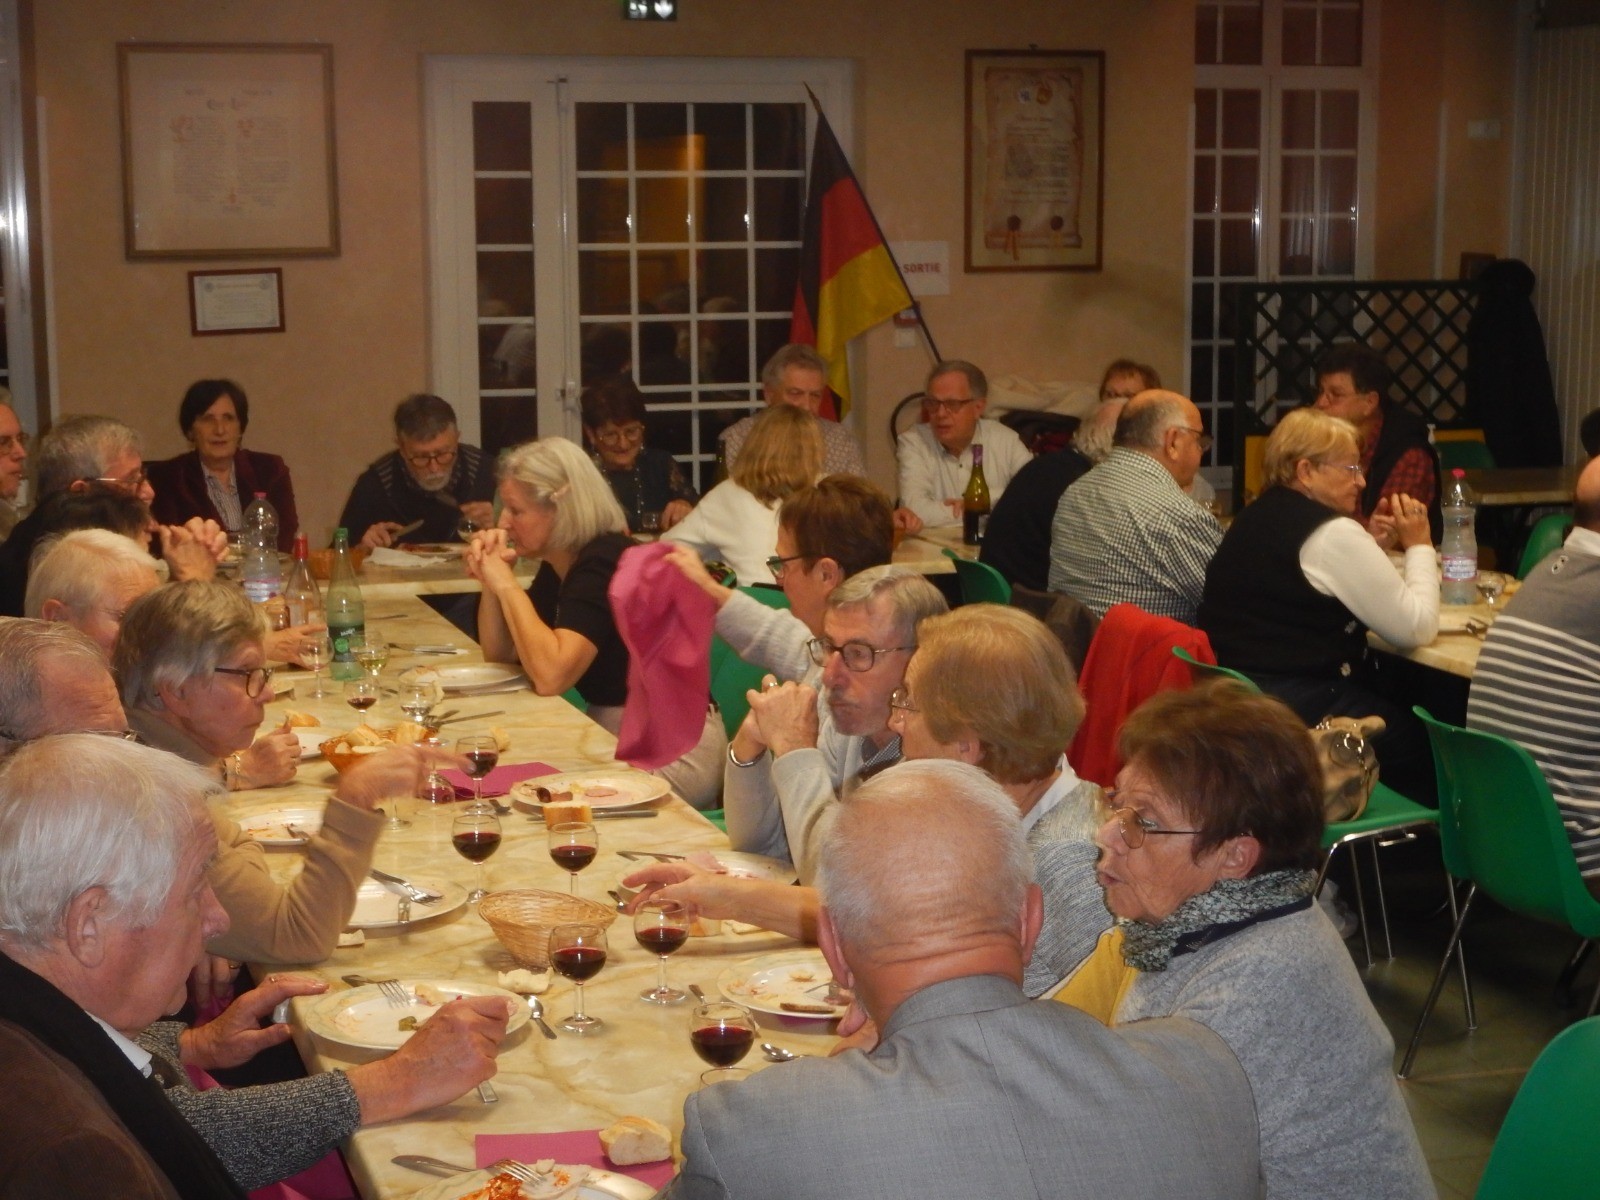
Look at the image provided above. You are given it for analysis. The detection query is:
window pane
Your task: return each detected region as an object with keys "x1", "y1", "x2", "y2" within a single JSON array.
[
  {"x1": 578, "y1": 250, "x2": 633, "y2": 316},
  {"x1": 1219, "y1": 156, "x2": 1258, "y2": 214},
  {"x1": 476, "y1": 178, "x2": 532, "y2": 245},
  {"x1": 1219, "y1": 218, "x2": 1257, "y2": 276},
  {"x1": 575, "y1": 103, "x2": 628, "y2": 171},
  {"x1": 635, "y1": 104, "x2": 690, "y2": 170},
  {"x1": 1280, "y1": 155, "x2": 1315, "y2": 214},
  {"x1": 1218, "y1": 284, "x2": 1239, "y2": 339},
  {"x1": 1191, "y1": 283, "x2": 1215, "y2": 341},
  {"x1": 637, "y1": 177, "x2": 690, "y2": 243},
  {"x1": 1282, "y1": 7, "x2": 1317, "y2": 65},
  {"x1": 639, "y1": 252, "x2": 690, "y2": 310},
  {"x1": 638, "y1": 321, "x2": 688, "y2": 385},
  {"x1": 753, "y1": 177, "x2": 802, "y2": 241},
  {"x1": 1323, "y1": 5, "x2": 1364, "y2": 66},
  {"x1": 580, "y1": 322, "x2": 632, "y2": 385},
  {"x1": 648, "y1": 406, "x2": 693, "y2": 457},
  {"x1": 1279, "y1": 217, "x2": 1315, "y2": 275},
  {"x1": 1320, "y1": 217, "x2": 1355, "y2": 274},
  {"x1": 698, "y1": 318, "x2": 752, "y2": 385},
  {"x1": 697, "y1": 103, "x2": 747, "y2": 170},
  {"x1": 1220, "y1": 91, "x2": 1260, "y2": 150},
  {"x1": 1194, "y1": 156, "x2": 1217, "y2": 214},
  {"x1": 755, "y1": 248, "x2": 798, "y2": 312},
  {"x1": 1321, "y1": 156, "x2": 1357, "y2": 214},
  {"x1": 481, "y1": 321, "x2": 535, "y2": 389},
  {"x1": 1195, "y1": 4, "x2": 1220, "y2": 64},
  {"x1": 700, "y1": 407, "x2": 750, "y2": 458},
  {"x1": 752, "y1": 103, "x2": 805, "y2": 170},
  {"x1": 703, "y1": 177, "x2": 750, "y2": 243},
  {"x1": 1195, "y1": 89, "x2": 1219, "y2": 151},
  {"x1": 1192, "y1": 219, "x2": 1216, "y2": 277},
  {"x1": 478, "y1": 251, "x2": 534, "y2": 316},
  {"x1": 1190, "y1": 346, "x2": 1215, "y2": 404},
  {"x1": 1282, "y1": 91, "x2": 1316, "y2": 151},
  {"x1": 480, "y1": 396, "x2": 537, "y2": 459},
  {"x1": 473, "y1": 102, "x2": 531, "y2": 172},
  {"x1": 1220, "y1": 3, "x2": 1264, "y2": 64},
  {"x1": 700, "y1": 249, "x2": 750, "y2": 309},
  {"x1": 755, "y1": 318, "x2": 792, "y2": 368},
  {"x1": 1323, "y1": 91, "x2": 1360, "y2": 151},
  {"x1": 577, "y1": 178, "x2": 630, "y2": 244}
]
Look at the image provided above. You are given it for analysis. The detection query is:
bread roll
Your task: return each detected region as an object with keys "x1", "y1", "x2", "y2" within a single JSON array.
[
  {"x1": 598, "y1": 1115, "x2": 672, "y2": 1165},
  {"x1": 282, "y1": 710, "x2": 321, "y2": 728}
]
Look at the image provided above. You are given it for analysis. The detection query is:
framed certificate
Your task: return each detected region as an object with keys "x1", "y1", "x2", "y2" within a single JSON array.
[
  {"x1": 189, "y1": 268, "x2": 284, "y2": 335},
  {"x1": 965, "y1": 49, "x2": 1104, "y2": 273},
  {"x1": 120, "y1": 43, "x2": 340, "y2": 259}
]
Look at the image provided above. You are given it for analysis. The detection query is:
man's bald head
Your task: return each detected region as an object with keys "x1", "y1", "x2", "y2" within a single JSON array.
[
  {"x1": 0, "y1": 619, "x2": 128, "y2": 747},
  {"x1": 1574, "y1": 455, "x2": 1600, "y2": 532},
  {"x1": 1115, "y1": 390, "x2": 1207, "y2": 487}
]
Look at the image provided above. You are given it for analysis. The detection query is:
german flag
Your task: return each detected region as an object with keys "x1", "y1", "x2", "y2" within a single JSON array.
[{"x1": 790, "y1": 105, "x2": 914, "y2": 418}]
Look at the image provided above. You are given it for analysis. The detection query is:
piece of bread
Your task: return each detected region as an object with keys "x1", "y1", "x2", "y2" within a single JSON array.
[
  {"x1": 391, "y1": 721, "x2": 431, "y2": 746},
  {"x1": 491, "y1": 725, "x2": 512, "y2": 752},
  {"x1": 347, "y1": 723, "x2": 387, "y2": 747},
  {"x1": 282, "y1": 710, "x2": 321, "y2": 728},
  {"x1": 598, "y1": 1115, "x2": 672, "y2": 1166}
]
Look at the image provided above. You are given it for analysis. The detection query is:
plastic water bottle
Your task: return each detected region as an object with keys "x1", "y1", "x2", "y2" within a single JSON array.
[
  {"x1": 326, "y1": 527, "x2": 366, "y2": 681},
  {"x1": 239, "y1": 492, "x2": 282, "y2": 604},
  {"x1": 1440, "y1": 468, "x2": 1479, "y2": 605}
]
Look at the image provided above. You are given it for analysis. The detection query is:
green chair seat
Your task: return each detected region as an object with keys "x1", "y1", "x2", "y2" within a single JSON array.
[
  {"x1": 1474, "y1": 1015, "x2": 1600, "y2": 1199},
  {"x1": 941, "y1": 548, "x2": 1012, "y2": 605},
  {"x1": 1321, "y1": 784, "x2": 1436, "y2": 849}
]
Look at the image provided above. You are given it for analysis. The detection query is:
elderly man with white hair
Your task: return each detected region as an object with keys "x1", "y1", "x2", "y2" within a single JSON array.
[
  {"x1": 0, "y1": 734, "x2": 513, "y2": 1197},
  {"x1": 662, "y1": 758, "x2": 1262, "y2": 1200},
  {"x1": 24, "y1": 528, "x2": 162, "y2": 655}
]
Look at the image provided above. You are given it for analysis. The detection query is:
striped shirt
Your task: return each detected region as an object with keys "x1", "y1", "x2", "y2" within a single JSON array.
[
  {"x1": 1048, "y1": 447, "x2": 1223, "y2": 624},
  {"x1": 1467, "y1": 530, "x2": 1600, "y2": 874},
  {"x1": 720, "y1": 412, "x2": 865, "y2": 478}
]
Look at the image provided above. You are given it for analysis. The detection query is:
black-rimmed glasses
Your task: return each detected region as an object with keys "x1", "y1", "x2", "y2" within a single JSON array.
[
  {"x1": 806, "y1": 636, "x2": 915, "y2": 673},
  {"x1": 765, "y1": 553, "x2": 808, "y2": 579},
  {"x1": 922, "y1": 396, "x2": 978, "y2": 415},
  {"x1": 404, "y1": 448, "x2": 458, "y2": 468},
  {"x1": 214, "y1": 666, "x2": 275, "y2": 698}
]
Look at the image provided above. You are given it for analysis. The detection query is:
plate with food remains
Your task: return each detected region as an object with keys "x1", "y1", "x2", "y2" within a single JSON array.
[
  {"x1": 433, "y1": 664, "x2": 528, "y2": 692},
  {"x1": 236, "y1": 805, "x2": 326, "y2": 847},
  {"x1": 509, "y1": 769, "x2": 670, "y2": 813},
  {"x1": 717, "y1": 949, "x2": 847, "y2": 1021},
  {"x1": 407, "y1": 1165, "x2": 655, "y2": 1200},
  {"x1": 397, "y1": 542, "x2": 467, "y2": 557},
  {"x1": 346, "y1": 878, "x2": 468, "y2": 930},
  {"x1": 306, "y1": 979, "x2": 528, "y2": 1051}
]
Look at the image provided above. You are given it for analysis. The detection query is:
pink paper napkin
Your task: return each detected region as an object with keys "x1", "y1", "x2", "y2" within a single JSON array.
[
  {"x1": 439, "y1": 760, "x2": 558, "y2": 799},
  {"x1": 476, "y1": 1131, "x2": 676, "y2": 1190}
]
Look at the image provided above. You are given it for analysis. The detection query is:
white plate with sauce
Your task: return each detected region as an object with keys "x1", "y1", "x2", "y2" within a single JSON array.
[
  {"x1": 306, "y1": 978, "x2": 527, "y2": 1051},
  {"x1": 407, "y1": 1166, "x2": 654, "y2": 1200},
  {"x1": 236, "y1": 805, "x2": 325, "y2": 847},
  {"x1": 509, "y1": 769, "x2": 670, "y2": 812}
]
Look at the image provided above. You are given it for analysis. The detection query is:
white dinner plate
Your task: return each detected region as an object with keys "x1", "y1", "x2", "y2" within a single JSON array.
[
  {"x1": 434, "y1": 664, "x2": 527, "y2": 692},
  {"x1": 717, "y1": 949, "x2": 846, "y2": 1021},
  {"x1": 509, "y1": 769, "x2": 670, "y2": 812},
  {"x1": 306, "y1": 978, "x2": 528, "y2": 1051},
  {"x1": 236, "y1": 805, "x2": 325, "y2": 847},
  {"x1": 407, "y1": 1166, "x2": 655, "y2": 1200},
  {"x1": 697, "y1": 851, "x2": 795, "y2": 883},
  {"x1": 294, "y1": 729, "x2": 329, "y2": 759},
  {"x1": 347, "y1": 878, "x2": 468, "y2": 929}
]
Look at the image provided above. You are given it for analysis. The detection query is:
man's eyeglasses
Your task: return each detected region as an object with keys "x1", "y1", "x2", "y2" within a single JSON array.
[
  {"x1": 922, "y1": 396, "x2": 978, "y2": 416},
  {"x1": 1178, "y1": 427, "x2": 1214, "y2": 453},
  {"x1": 1104, "y1": 793, "x2": 1202, "y2": 850},
  {"x1": 214, "y1": 665, "x2": 275, "y2": 698},
  {"x1": 405, "y1": 448, "x2": 458, "y2": 468},
  {"x1": 806, "y1": 636, "x2": 915, "y2": 673},
  {"x1": 765, "y1": 553, "x2": 809, "y2": 579},
  {"x1": 888, "y1": 685, "x2": 919, "y2": 713},
  {"x1": 92, "y1": 467, "x2": 148, "y2": 493},
  {"x1": 594, "y1": 423, "x2": 645, "y2": 447},
  {"x1": 0, "y1": 431, "x2": 28, "y2": 455},
  {"x1": 88, "y1": 728, "x2": 146, "y2": 744}
]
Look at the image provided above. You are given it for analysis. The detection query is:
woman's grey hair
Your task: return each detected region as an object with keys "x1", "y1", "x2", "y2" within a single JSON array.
[
  {"x1": 926, "y1": 359, "x2": 989, "y2": 400},
  {"x1": 760, "y1": 343, "x2": 829, "y2": 393},
  {"x1": 1114, "y1": 392, "x2": 1191, "y2": 451},
  {"x1": 1075, "y1": 398, "x2": 1127, "y2": 464},
  {"x1": 0, "y1": 619, "x2": 106, "y2": 743},
  {"x1": 0, "y1": 734, "x2": 216, "y2": 952},
  {"x1": 497, "y1": 436, "x2": 627, "y2": 553},
  {"x1": 34, "y1": 415, "x2": 142, "y2": 499},
  {"x1": 24, "y1": 529, "x2": 158, "y2": 621},
  {"x1": 818, "y1": 759, "x2": 1030, "y2": 954},
  {"x1": 114, "y1": 581, "x2": 265, "y2": 712},
  {"x1": 826, "y1": 564, "x2": 948, "y2": 645}
]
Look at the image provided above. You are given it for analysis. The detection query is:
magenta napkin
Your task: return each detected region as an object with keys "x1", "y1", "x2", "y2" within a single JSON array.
[
  {"x1": 438, "y1": 760, "x2": 558, "y2": 799},
  {"x1": 476, "y1": 1130, "x2": 676, "y2": 1190}
]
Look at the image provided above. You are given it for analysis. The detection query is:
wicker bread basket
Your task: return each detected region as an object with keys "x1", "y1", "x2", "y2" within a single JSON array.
[{"x1": 478, "y1": 889, "x2": 618, "y2": 969}]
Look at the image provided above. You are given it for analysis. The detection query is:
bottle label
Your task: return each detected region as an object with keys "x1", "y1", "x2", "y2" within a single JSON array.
[
  {"x1": 1442, "y1": 554, "x2": 1477, "y2": 582},
  {"x1": 242, "y1": 579, "x2": 279, "y2": 604}
]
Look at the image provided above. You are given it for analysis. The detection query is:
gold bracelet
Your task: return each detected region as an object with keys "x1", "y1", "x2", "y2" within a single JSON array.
[{"x1": 227, "y1": 752, "x2": 246, "y2": 790}]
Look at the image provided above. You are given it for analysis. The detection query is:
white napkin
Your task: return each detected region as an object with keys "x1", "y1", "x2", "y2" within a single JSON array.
[{"x1": 366, "y1": 546, "x2": 448, "y2": 569}]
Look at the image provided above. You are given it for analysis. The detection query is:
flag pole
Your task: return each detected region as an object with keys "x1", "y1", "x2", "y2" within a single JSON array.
[{"x1": 802, "y1": 85, "x2": 942, "y2": 365}]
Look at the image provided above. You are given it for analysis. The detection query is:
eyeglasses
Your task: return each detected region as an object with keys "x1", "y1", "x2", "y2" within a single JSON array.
[
  {"x1": 806, "y1": 636, "x2": 915, "y2": 673},
  {"x1": 1104, "y1": 793, "x2": 1202, "y2": 850},
  {"x1": 922, "y1": 396, "x2": 978, "y2": 416},
  {"x1": 91, "y1": 467, "x2": 148, "y2": 493},
  {"x1": 0, "y1": 430, "x2": 28, "y2": 454},
  {"x1": 1317, "y1": 461, "x2": 1364, "y2": 479},
  {"x1": 405, "y1": 448, "x2": 458, "y2": 468},
  {"x1": 86, "y1": 728, "x2": 146, "y2": 744},
  {"x1": 765, "y1": 553, "x2": 809, "y2": 579},
  {"x1": 1178, "y1": 427, "x2": 1214, "y2": 453},
  {"x1": 888, "y1": 685, "x2": 918, "y2": 713},
  {"x1": 214, "y1": 665, "x2": 275, "y2": 697},
  {"x1": 594, "y1": 423, "x2": 646, "y2": 447}
]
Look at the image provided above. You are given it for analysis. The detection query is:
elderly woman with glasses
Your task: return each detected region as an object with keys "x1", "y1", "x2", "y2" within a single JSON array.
[
  {"x1": 663, "y1": 404, "x2": 824, "y2": 585},
  {"x1": 1054, "y1": 682, "x2": 1432, "y2": 1200},
  {"x1": 1198, "y1": 406, "x2": 1440, "y2": 803},
  {"x1": 582, "y1": 374, "x2": 698, "y2": 533}
]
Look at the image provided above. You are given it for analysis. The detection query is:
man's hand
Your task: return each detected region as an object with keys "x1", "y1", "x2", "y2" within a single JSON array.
[
  {"x1": 360, "y1": 521, "x2": 406, "y2": 550},
  {"x1": 184, "y1": 517, "x2": 230, "y2": 562},
  {"x1": 263, "y1": 622, "x2": 329, "y2": 667},
  {"x1": 942, "y1": 497, "x2": 964, "y2": 521},
  {"x1": 747, "y1": 675, "x2": 819, "y2": 759},
  {"x1": 660, "y1": 499, "x2": 694, "y2": 531},
  {"x1": 157, "y1": 524, "x2": 220, "y2": 581},
  {"x1": 347, "y1": 995, "x2": 514, "y2": 1124},
  {"x1": 458, "y1": 500, "x2": 496, "y2": 530},
  {"x1": 333, "y1": 743, "x2": 459, "y2": 813},
  {"x1": 891, "y1": 507, "x2": 923, "y2": 537},
  {"x1": 179, "y1": 974, "x2": 330, "y2": 1070},
  {"x1": 661, "y1": 541, "x2": 732, "y2": 608},
  {"x1": 235, "y1": 720, "x2": 299, "y2": 789}
]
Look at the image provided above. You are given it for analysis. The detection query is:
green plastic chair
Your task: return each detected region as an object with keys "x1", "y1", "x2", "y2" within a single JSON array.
[
  {"x1": 1517, "y1": 512, "x2": 1573, "y2": 579},
  {"x1": 560, "y1": 687, "x2": 588, "y2": 714},
  {"x1": 1401, "y1": 709, "x2": 1600, "y2": 1077},
  {"x1": 941, "y1": 548, "x2": 1012, "y2": 605},
  {"x1": 1437, "y1": 440, "x2": 1497, "y2": 471},
  {"x1": 1318, "y1": 782, "x2": 1441, "y2": 969},
  {"x1": 1475, "y1": 1015, "x2": 1600, "y2": 1199},
  {"x1": 1171, "y1": 645, "x2": 1258, "y2": 690},
  {"x1": 708, "y1": 586, "x2": 791, "y2": 739}
]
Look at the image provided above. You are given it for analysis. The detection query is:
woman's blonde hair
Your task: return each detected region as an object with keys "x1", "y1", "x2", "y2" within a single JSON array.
[
  {"x1": 730, "y1": 405, "x2": 824, "y2": 504},
  {"x1": 497, "y1": 436, "x2": 628, "y2": 552},
  {"x1": 910, "y1": 604, "x2": 1085, "y2": 785},
  {"x1": 1263, "y1": 407, "x2": 1360, "y2": 489}
]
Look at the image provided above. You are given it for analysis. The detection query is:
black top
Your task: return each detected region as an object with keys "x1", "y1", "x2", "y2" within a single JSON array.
[
  {"x1": 1198, "y1": 486, "x2": 1366, "y2": 679},
  {"x1": 979, "y1": 446, "x2": 1093, "y2": 592},
  {"x1": 1364, "y1": 405, "x2": 1443, "y2": 542},
  {"x1": 527, "y1": 532, "x2": 633, "y2": 707},
  {"x1": 335, "y1": 444, "x2": 496, "y2": 546},
  {"x1": 0, "y1": 504, "x2": 44, "y2": 616},
  {"x1": 599, "y1": 447, "x2": 699, "y2": 529}
]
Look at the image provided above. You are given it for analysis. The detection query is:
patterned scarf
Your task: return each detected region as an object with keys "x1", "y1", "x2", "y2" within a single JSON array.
[{"x1": 1119, "y1": 868, "x2": 1317, "y2": 973}]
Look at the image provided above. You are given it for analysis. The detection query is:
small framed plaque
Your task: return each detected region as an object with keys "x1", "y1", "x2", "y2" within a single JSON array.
[{"x1": 189, "y1": 268, "x2": 284, "y2": 336}]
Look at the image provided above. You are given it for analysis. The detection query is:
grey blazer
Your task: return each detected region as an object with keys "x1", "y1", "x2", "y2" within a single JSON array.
[{"x1": 661, "y1": 973, "x2": 1262, "y2": 1200}]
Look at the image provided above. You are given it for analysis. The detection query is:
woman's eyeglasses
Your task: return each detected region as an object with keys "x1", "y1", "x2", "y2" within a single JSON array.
[
  {"x1": 214, "y1": 665, "x2": 275, "y2": 698},
  {"x1": 1103, "y1": 791, "x2": 1202, "y2": 850}
]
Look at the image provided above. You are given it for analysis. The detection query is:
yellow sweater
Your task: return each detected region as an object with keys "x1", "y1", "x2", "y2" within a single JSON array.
[{"x1": 1051, "y1": 927, "x2": 1136, "y2": 1024}]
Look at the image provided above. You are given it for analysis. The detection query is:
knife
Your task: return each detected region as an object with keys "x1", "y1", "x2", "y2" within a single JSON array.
[
  {"x1": 529, "y1": 809, "x2": 659, "y2": 821},
  {"x1": 434, "y1": 709, "x2": 506, "y2": 727},
  {"x1": 369, "y1": 868, "x2": 443, "y2": 901}
]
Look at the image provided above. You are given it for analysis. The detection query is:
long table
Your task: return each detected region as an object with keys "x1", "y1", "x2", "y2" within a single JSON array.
[{"x1": 231, "y1": 598, "x2": 828, "y2": 1199}]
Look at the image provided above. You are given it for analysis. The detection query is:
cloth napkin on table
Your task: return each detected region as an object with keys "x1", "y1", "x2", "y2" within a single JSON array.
[
  {"x1": 608, "y1": 541, "x2": 716, "y2": 771},
  {"x1": 438, "y1": 760, "x2": 558, "y2": 799},
  {"x1": 364, "y1": 546, "x2": 452, "y2": 569},
  {"x1": 477, "y1": 1131, "x2": 676, "y2": 1191}
]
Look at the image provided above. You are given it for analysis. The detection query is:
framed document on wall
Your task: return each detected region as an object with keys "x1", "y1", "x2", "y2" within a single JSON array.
[
  {"x1": 189, "y1": 268, "x2": 284, "y2": 335},
  {"x1": 119, "y1": 43, "x2": 340, "y2": 259},
  {"x1": 964, "y1": 49, "x2": 1104, "y2": 273}
]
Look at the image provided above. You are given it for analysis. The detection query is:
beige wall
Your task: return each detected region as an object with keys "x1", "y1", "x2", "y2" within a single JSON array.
[{"x1": 33, "y1": 0, "x2": 1516, "y2": 539}]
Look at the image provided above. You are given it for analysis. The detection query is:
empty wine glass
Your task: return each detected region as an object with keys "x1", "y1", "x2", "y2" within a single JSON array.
[
  {"x1": 456, "y1": 733, "x2": 498, "y2": 806},
  {"x1": 343, "y1": 678, "x2": 378, "y2": 716},
  {"x1": 302, "y1": 633, "x2": 332, "y2": 698},
  {"x1": 634, "y1": 897, "x2": 690, "y2": 1005},
  {"x1": 417, "y1": 737, "x2": 456, "y2": 805},
  {"x1": 549, "y1": 922, "x2": 608, "y2": 1034},
  {"x1": 399, "y1": 681, "x2": 436, "y2": 726},
  {"x1": 456, "y1": 513, "x2": 481, "y2": 542},
  {"x1": 451, "y1": 802, "x2": 501, "y2": 902},
  {"x1": 689, "y1": 1001, "x2": 756, "y2": 1084},
  {"x1": 548, "y1": 820, "x2": 598, "y2": 895},
  {"x1": 1477, "y1": 573, "x2": 1507, "y2": 610}
]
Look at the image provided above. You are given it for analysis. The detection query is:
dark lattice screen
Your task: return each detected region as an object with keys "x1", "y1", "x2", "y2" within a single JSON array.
[{"x1": 1229, "y1": 279, "x2": 1482, "y2": 504}]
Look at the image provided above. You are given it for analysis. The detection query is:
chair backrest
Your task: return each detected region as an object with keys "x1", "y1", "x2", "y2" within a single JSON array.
[
  {"x1": 1475, "y1": 1016, "x2": 1600, "y2": 1199},
  {"x1": 1517, "y1": 512, "x2": 1573, "y2": 579},
  {"x1": 1415, "y1": 707, "x2": 1600, "y2": 932},
  {"x1": 1009, "y1": 584, "x2": 1099, "y2": 674},
  {"x1": 941, "y1": 548, "x2": 1012, "y2": 605},
  {"x1": 708, "y1": 587, "x2": 792, "y2": 738},
  {"x1": 1172, "y1": 645, "x2": 1260, "y2": 691},
  {"x1": 1437, "y1": 439, "x2": 1497, "y2": 472}
]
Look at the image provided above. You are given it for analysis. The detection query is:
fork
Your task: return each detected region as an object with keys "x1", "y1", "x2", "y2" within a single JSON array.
[{"x1": 377, "y1": 979, "x2": 411, "y2": 1009}]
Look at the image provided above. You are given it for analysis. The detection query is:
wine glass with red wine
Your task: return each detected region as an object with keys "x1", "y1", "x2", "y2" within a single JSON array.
[
  {"x1": 549, "y1": 922, "x2": 608, "y2": 1034},
  {"x1": 344, "y1": 678, "x2": 379, "y2": 714},
  {"x1": 450, "y1": 803, "x2": 501, "y2": 903},
  {"x1": 455, "y1": 734, "x2": 499, "y2": 806},
  {"x1": 547, "y1": 820, "x2": 599, "y2": 896},
  {"x1": 689, "y1": 1001, "x2": 756, "y2": 1084},
  {"x1": 633, "y1": 897, "x2": 690, "y2": 1005}
]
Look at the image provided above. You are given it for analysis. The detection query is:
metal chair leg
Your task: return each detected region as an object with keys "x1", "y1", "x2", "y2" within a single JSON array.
[
  {"x1": 1400, "y1": 883, "x2": 1477, "y2": 1079},
  {"x1": 1444, "y1": 875, "x2": 1477, "y2": 1032},
  {"x1": 1586, "y1": 964, "x2": 1600, "y2": 1019},
  {"x1": 1557, "y1": 939, "x2": 1593, "y2": 999},
  {"x1": 1350, "y1": 840, "x2": 1373, "y2": 969},
  {"x1": 1367, "y1": 837, "x2": 1395, "y2": 961}
]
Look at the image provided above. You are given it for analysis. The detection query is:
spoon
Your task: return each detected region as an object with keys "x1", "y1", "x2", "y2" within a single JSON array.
[
  {"x1": 688, "y1": 982, "x2": 707, "y2": 1002},
  {"x1": 761, "y1": 1041, "x2": 805, "y2": 1062},
  {"x1": 527, "y1": 994, "x2": 557, "y2": 1040}
]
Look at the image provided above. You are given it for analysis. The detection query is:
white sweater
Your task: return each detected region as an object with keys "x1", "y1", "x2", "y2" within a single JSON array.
[{"x1": 661, "y1": 480, "x2": 781, "y2": 586}]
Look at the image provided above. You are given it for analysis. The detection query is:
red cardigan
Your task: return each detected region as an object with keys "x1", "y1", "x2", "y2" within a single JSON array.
[{"x1": 146, "y1": 448, "x2": 299, "y2": 551}]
